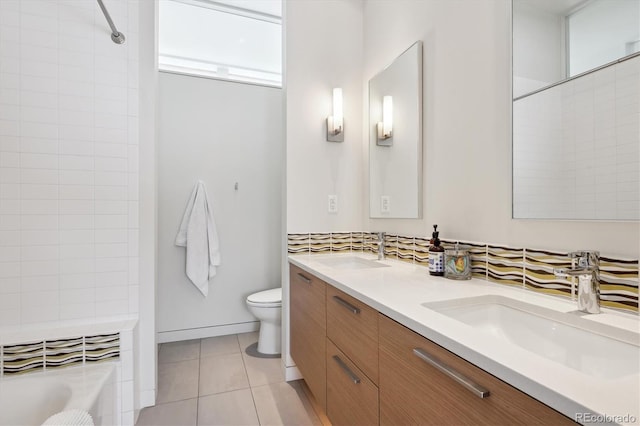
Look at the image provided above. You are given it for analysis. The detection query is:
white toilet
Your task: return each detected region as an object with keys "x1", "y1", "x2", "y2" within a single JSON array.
[{"x1": 246, "y1": 287, "x2": 282, "y2": 355}]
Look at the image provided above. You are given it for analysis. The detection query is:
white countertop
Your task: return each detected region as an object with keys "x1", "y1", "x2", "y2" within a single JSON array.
[{"x1": 289, "y1": 253, "x2": 640, "y2": 426}]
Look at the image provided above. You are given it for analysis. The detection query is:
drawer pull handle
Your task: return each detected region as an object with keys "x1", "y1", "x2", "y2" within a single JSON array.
[
  {"x1": 332, "y1": 355, "x2": 361, "y2": 384},
  {"x1": 297, "y1": 273, "x2": 311, "y2": 284},
  {"x1": 332, "y1": 295, "x2": 361, "y2": 314},
  {"x1": 413, "y1": 348, "x2": 490, "y2": 399}
]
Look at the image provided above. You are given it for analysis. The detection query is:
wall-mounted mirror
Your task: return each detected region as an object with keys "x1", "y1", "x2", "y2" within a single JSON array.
[
  {"x1": 512, "y1": 0, "x2": 640, "y2": 220},
  {"x1": 369, "y1": 41, "x2": 422, "y2": 218}
]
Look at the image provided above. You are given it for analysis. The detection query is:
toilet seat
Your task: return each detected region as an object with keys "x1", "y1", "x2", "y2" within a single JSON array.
[{"x1": 247, "y1": 288, "x2": 282, "y2": 308}]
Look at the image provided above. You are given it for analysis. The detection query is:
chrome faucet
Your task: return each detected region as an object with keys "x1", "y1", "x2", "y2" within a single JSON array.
[
  {"x1": 377, "y1": 232, "x2": 386, "y2": 260},
  {"x1": 554, "y1": 251, "x2": 600, "y2": 314}
]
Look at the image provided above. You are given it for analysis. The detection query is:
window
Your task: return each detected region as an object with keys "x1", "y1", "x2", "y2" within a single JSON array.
[
  {"x1": 159, "y1": 0, "x2": 282, "y2": 87},
  {"x1": 567, "y1": 0, "x2": 639, "y2": 76}
]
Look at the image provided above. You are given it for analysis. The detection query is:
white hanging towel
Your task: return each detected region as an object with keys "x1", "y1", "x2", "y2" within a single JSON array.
[{"x1": 175, "y1": 181, "x2": 221, "y2": 297}]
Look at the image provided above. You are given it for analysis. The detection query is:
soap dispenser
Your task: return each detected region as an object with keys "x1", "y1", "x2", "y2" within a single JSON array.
[{"x1": 428, "y1": 224, "x2": 444, "y2": 276}]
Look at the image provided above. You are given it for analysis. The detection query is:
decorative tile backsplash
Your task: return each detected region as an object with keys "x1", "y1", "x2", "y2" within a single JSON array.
[
  {"x1": 0, "y1": 333, "x2": 120, "y2": 376},
  {"x1": 599, "y1": 257, "x2": 640, "y2": 311},
  {"x1": 287, "y1": 233, "x2": 310, "y2": 254},
  {"x1": 397, "y1": 235, "x2": 415, "y2": 264},
  {"x1": 2, "y1": 341, "x2": 44, "y2": 376},
  {"x1": 464, "y1": 242, "x2": 488, "y2": 279},
  {"x1": 45, "y1": 337, "x2": 85, "y2": 370},
  {"x1": 487, "y1": 246, "x2": 524, "y2": 287},
  {"x1": 414, "y1": 237, "x2": 430, "y2": 266},
  {"x1": 524, "y1": 249, "x2": 572, "y2": 298},
  {"x1": 287, "y1": 232, "x2": 639, "y2": 313}
]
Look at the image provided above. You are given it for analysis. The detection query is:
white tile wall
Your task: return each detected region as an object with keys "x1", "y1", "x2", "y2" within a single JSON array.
[
  {"x1": 0, "y1": 0, "x2": 139, "y2": 326},
  {"x1": 514, "y1": 56, "x2": 640, "y2": 220}
]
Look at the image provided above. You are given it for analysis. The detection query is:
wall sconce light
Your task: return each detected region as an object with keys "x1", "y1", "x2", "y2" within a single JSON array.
[
  {"x1": 327, "y1": 88, "x2": 344, "y2": 142},
  {"x1": 377, "y1": 95, "x2": 393, "y2": 146}
]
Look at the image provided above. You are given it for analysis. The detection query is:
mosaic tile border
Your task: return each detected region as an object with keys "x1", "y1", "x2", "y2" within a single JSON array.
[
  {"x1": 0, "y1": 332, "x2": 120, "y2": 376},
  {"x1": 287, "y1": 232, "x2": 639, "y2": 313},
  {"x1": 487, "y1": 245, "x2": 525, "y2": 287},
  {"x1": 600, "y1": 257, "x2": 639, "y2": 311},
  {"x1": 397, "y1": 235, "x2": 415, "y2": 264},
  {"x1": 462, "y1": 241, "x2": 488, "y2": 279},
  {"x1": 524, "y1": 249, "x2": 572, "y2": 298}
]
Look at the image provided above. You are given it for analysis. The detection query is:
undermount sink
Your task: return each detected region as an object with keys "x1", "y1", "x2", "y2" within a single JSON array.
[
  {"x1": 423, "y1": 295, "x2": 640, "y2": 379},
  {"x1": 313, "y1": 256, "x2": 390, "y2": 270}
]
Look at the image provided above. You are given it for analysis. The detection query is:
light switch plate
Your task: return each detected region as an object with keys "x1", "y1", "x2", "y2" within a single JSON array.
[
  {"x1": 328, "y1": 195, "x2": 338, "y2": 213},
  {"x1": 381, "y1": 195, "x2": 390, "y2": 213}
]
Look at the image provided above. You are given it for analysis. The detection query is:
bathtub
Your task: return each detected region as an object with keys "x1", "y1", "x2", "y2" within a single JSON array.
[{"x1": 0, "y1": 363, "x2": 116, "y2": 426}]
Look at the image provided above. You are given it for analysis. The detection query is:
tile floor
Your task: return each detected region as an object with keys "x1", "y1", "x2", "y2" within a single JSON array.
[{"x1": 136, "y1": 332, "x2": 322, "y2": 426}]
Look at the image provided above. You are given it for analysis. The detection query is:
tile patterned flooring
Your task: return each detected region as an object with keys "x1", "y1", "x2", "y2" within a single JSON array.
[{"x1": 136, "y1": 332, "x2": 321, "y2": 426}]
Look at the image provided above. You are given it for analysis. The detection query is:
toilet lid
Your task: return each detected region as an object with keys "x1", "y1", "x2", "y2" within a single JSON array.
[{"x1": 247, "y1": 288, "x2": 282, "y2": 304}]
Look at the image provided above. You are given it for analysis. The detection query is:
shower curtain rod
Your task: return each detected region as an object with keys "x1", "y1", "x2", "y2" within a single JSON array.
[{"x1": 96, "y1": 0, "x2": 125, "y2": 44}]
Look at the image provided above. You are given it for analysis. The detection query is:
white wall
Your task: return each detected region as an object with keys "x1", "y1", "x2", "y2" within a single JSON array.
[
  {"x1": 137, "y1": 0, "x2": 158, "y2": 410},
  {"x1": 362, "y1": 0, "x2": 639, "y2": 259},
  {"x1": 0, "y1": 0, "x2": 140, "y2": 325},
  {"x1": 286, "y1": 0, "x2": 364, "y2": 233},
  {"x1": 284, "y1": 0, "x2": 364, "y2": 374},
  {"x1": 156, "y1": 72, "x2": 283, "y2": 339}
]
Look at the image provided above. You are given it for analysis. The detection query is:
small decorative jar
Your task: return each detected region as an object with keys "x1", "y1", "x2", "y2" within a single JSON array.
[{"x1": 444, "y1": 245, "x2": 471, "y2": 280}]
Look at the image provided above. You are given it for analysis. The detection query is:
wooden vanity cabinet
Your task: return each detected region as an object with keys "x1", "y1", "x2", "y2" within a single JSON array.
[
  {"x1": 289, "y1": 263, "x2": 574, "y2": 426},
  {"x1": 378, "y1": 314, "x2": 574, "y2": 426},
  {"x1": 289, "y1": 264, "x2": 327, "y2": 411}
]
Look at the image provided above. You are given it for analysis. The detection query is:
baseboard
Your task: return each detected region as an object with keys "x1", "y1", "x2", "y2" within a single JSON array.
[
  {"x1": 157, "y1": 321, "x2": 260, "y2": 343},
  {"x1": 285, "y1": 365, "x2": 302, "y2": 381},
  {"x1": 139, "y1": 389, "x2": 156, "y2": 409}
]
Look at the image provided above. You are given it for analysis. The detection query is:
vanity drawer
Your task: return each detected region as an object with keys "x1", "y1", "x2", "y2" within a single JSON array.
[
  {"x1": 290, "y1": 264, "x2": 326, "y2": 330},
  {"x1": 378, "y1": 314, "x2": 574, "y2": 425},
  {"x1": 327, "y1": 285, "x2": 379, "y2": 384},
  {"x1": 327, "y1": 338, "x2": 379, "y2": 426}
]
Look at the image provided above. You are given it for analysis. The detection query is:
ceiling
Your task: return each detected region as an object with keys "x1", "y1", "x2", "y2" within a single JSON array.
[{"x1": 515, "y1": 0, "x2": 589, "y2": 16}]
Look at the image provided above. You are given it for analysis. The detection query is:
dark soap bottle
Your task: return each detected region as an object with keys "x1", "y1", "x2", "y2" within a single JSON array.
[{"x1": 428, "y1": 224, "x2": 444, "y2": 276}]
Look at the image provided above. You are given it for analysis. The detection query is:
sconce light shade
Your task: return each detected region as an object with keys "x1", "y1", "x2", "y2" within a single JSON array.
[
  {"x1": 327, "y1": 87, "x2": 344, "y2": 142},
  {"x1": 377, "y1": 95, "x2": 393, "y2": 146}
]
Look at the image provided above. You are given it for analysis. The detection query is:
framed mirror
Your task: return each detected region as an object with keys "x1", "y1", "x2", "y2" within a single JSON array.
[
  {"x1": 369, "y1": 41, "x2": 423, "y2": 219},
  {"x1": 512, "y1": 0, "x2": 640, "y2": 220}
]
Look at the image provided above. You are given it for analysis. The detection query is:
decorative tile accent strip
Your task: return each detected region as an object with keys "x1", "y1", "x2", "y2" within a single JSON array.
[
  {"x1": 460, "y1": 242, "x2": 488, "y2": 279},
  {"x1": 487, "y1": 245, "x2": 524, "y2": 286},
  {"x1": 397, "y1": 235, "x2": 415, "y2": 263},
  {"x1": 2, "y1": 341, "x2": 43, "y2": 375},
  {"x1": 383, "y1": 234, "x2": 398, "y2": 259},
  {"x1": 441, "y1": 239, "x2": 457, "y2": 251},
  {"x1": 331, "y1": 232, "x2": 351, "y2": 252},
  {"x1": 287, "y1": 233, "x2": 310, "y2": 254},
  {"x1": 364, "y1": 232, "x2": 378, "y2": 254},
  {"x1": 599, "y1": 257, "x2": 639, "y2": 311},
  {"x1": 286, "y1": 233, "x2": 638, "y2": 312},
  {"x1": 85, "y1": 334, "x2": 120, "y2": 363},
  {"x1": 524, "y1": 249, "x2": 572, "y2": 298},
  {"x1": 352, "y1": 232, "x2": 364, "y2": 252},
  {"x1": 310, "y1": 233, "x2": 331, "y2": 254},
  {"x1": 45, "y1": 337, "x2": 84, "y2": 369},
  {"x1": 1, "y1": 333, "x2": 121, "y2": 377},
  {"x1": 414, "y1": 236, "x2": 430, "y2": 266}
]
